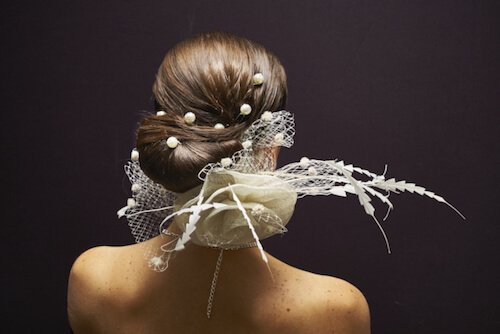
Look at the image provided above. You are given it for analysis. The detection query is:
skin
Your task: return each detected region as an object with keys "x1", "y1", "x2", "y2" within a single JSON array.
[{"x1": 68, "y1": 224, "x2": 370, "y2": 334}]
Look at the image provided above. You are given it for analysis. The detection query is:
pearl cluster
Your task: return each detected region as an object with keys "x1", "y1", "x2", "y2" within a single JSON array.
[
  {"x1": 298, "y1": 157, "x2": 316, "y2": 176},
  {"x1": 153, "y1": 73, "x2": 264, "y2": 152}
]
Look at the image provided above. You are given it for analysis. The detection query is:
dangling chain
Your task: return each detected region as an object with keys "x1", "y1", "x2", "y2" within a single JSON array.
[
  {"x1": 207, "y1": 249, "x2": 224, "y2": 319},
  {"x1": 162, "y1": 228, "x2": 258, "y2": 319},
  {"x1": 206, "y1": 241, "x2": 259, "y2": 319}
]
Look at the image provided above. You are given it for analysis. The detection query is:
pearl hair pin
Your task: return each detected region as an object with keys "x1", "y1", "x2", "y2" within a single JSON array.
[
  {"x1": 184, "y1": 112, "x2": 196, "y2": 124},
  {"x1": 156, "y1": 111, "x2": 166, "y2": 116},
  {"x1": 131, "y1": 149, "x2": 139, "y2": 161},
  {"x1": 166, "y1": 136, "x2": 179, "y2": 149},
  {"x1": 240, "y1": 103, "x2": 252, "y2": 115},
  {"x1": 214, "y1": 123, "x2": 225, "y2": 129},
  {"x1": 253, "y1": 73, "x2": 264, "y2": 85}
]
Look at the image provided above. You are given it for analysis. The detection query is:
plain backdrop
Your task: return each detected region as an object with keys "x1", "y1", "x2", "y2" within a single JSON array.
[{"x1": 1, "y1": 1, "x2": 499, "y2": 333}]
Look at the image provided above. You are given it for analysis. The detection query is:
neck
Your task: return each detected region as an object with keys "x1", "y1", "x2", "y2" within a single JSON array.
[{"x1": 163, "y1": 222, "x2": 272, "y2": 277}]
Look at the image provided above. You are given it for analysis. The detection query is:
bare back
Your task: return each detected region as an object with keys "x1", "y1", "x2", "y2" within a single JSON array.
[{"x1": 68, "y1": 233, "x2": 370, "y2": 333}]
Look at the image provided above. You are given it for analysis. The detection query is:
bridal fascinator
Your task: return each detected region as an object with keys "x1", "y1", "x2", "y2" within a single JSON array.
[{"x1": 118, "y1": 109, "x2": 464, "y2": 271}]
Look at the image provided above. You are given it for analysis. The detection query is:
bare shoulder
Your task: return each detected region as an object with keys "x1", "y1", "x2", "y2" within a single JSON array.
[
  {"x1": 310, "y1": 275, "x2": 370, "y2": 334},
  {"x1": 263, "y1": 256, "x2": 370, "y2": 333},
  {"x1": 67, "y1": 246, "x2": 118, "y2": 333}
]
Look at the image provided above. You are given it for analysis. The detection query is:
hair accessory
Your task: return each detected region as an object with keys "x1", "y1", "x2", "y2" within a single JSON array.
[
  {"x1": 120, "y1": 110, "x2": 463, "y2": 257},
  {"x1": 240, "y1": 103, "x2": 252, "y2": 115},
  {"x1": 214, "y1": 123, "x2": 225, "y2": 129},
  {"x1": 253, "y1": 73, "x2": 264, "y2": 85},
  {"x1": 166, "y1": 136, "x2": 179, "y2": 149},
  {"x1": 300, "y1": 157, "x2": 310, "y2": 169},
  {"x1": 156, "y1": 111, "x2": 167, "y2": 116},
  {"x1": 241, "y1": 140, "x2": 252, "y2": 149},
  {"x1": 274, "y1": 133, "x2": 284, "y2": 146},
  {"x1": 261, "y1": 111, "x2": 273, "y2": 122},
  {"x1": 220, "y1": 158, "x2": 232, "y2": 168},
  {"x1": 127, "y1": 198, "x2": 136, "y2": 208},
  {"x1": 184, "y1": 112, "x2": 196, "y2": 124},
  {"x1": 131, "y1": 149, "x2": 139, "y2": 161}
]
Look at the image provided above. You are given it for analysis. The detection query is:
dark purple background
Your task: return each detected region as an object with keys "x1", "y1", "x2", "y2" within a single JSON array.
[{"x1": 1, "y1": 1, "x2": 499, "y2": 332}]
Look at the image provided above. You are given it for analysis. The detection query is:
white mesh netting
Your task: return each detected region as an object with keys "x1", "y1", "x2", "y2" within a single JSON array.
[{"x1": 118, "y1": 110, "x2": 464, "y2": 271}]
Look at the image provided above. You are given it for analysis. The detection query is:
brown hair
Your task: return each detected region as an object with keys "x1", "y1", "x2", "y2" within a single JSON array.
[{"x1": 136, "y1": 31, "x2": 287, "y2": 192}]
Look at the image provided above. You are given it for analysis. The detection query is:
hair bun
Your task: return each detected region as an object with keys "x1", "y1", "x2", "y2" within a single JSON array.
[
  {"x1": 137, "y1": 127, "x2": 242, "y2": 192},
  {"x1": 136, "y1": 31, "x2": 287, "y2": 192}
]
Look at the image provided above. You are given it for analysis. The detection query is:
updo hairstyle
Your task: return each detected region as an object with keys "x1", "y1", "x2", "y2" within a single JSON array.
[{"x1": 136, "y1": 31, "x2": 287, "y2": 193}]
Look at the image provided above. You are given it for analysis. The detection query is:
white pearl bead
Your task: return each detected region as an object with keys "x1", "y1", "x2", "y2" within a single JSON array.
[
  {"x1": 274, "y1": 133, "x2": 284, "y2": 146},
  {"x1": 241, "y1": 140, "x2": 252, "y2": 149},
  {"x1": 300, "y1": 157, "x2": 310, "y2": 168},
  {"x1": 131, "y1": 183, "x2": 140, "y2": 192},
  {"x1": 214, "y1": 123, "x2": 225, "y2": 129},
  {"x1": 131, "y1": 149, "x2": 139, "y2": 161},
  {"x1": 166, "y1": 136, "x2": 179, "y2": 148},
  {"x1": 253, "y1": 73, "x2": 264, "y2": 85},
  {"x1": 308, "y1": 167, "x2": 317, "y2": 176},
  {"x1": 156, "y1": 111, "x2": 166, "y2": 116},
  {"x1": 184, "y1": 112, "x2": 196, "y2": 124},
  {"x1": 261, "y1": 111, "x2": 273, "y2": 121},
  {"x1": 221, "y1": 158, "x2": 232, "y2": 167},
  {"x1": 240, "y1": 103, "x2": 252, "y2": 115},
  {"x1": 127, "y1": 198, "x2": 136, "y2": 208}
]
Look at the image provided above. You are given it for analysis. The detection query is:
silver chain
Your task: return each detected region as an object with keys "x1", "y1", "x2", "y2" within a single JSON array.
[
  {"x1": 161, "y1": 229, "x2": 180, "y2": 238},
  {"x1": 207, "y1": 249, "x2": 224, "y2": 319},
  {"x1": 217, "y1": 241, "x2": 257, "y2": 250},
  {"x1": 162, "y1": 228, "x2": 257, "y2": 319}
]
